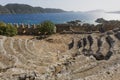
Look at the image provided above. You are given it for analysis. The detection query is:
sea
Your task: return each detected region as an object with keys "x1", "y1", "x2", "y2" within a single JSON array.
[{"x1": 0, "y1": 12, "x2": 120, "y2": 24}]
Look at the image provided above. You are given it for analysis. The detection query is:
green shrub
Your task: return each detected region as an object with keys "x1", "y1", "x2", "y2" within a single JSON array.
[
  {"x1": 0, "y1": 22, "x2": 17, "y2": 36},
  {"x1": 0, "y1": 22, "x2": 6, "y2": 35},
  {"x1": 38, "y1": 21, "x2": 55, "y2": 35},
  {"x1": 5, "y1": 24, "x2": 18, "y2": 36}
]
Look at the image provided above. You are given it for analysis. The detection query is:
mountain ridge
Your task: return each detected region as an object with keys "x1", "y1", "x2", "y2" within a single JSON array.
[{"x1": 0, "y1": 3, "x2": 66, "y2": 14}]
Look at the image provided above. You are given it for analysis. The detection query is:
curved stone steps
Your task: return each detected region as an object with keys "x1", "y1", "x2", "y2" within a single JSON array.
[
  {"x1": 12, "y1": 39, "x2": 28, "y2": 64},
  {"x1": 3, "y1": 37, "x2": 28, "y2": 66},
  {"x1": 15, "y1": 39, "x2": 40, "y2": 65},
  {"x1": 70, "y1": 58, "x2": 109, "y2": 79},
  {"x1": 3, "y1": 38, "x2": 14, "y2": 55},
  {"x1": 26, "y1": 40, "x2": 44, "y2": 62},
  {"x1": 77, "y1": 34, "x2": 117, "y2": 57},
  {"x1": 111, "y1": 35, "x2": 120, "y2": 52},
  {"x1": 20, "y1": 39, "x2": 54, "y2": 66},
  {"x1": 31, "y1": 40, "x2": 40, "y2": 53},
  {"x1": 0, "y1": 54, "x2": 13, "y2": 67},
  {"x1": 64, "y1": 56, "x2": 96, "y2": 75},
  {"x1": 48, "y1": 53, "x2": 120, "y2": 80},
  {"x1": 57, "y1": 51, "x2": 120, "y2": 80},
  {"x1": 0, "y1": 37, "x2": 15, "y2": 66},
  {"x1": 27, "y1": 40, "x2": 37, "y2": 53},
  {"x1": 100, "y1": 36, "x2": 110, "y2": 55},
  {"x1": 24, "y1": 39, "x2": 36, "y2": 55},
  {"x1": 9, "y1": 38, "x2": 39, "y2": 71},
  {"x1": 18, "y1": 39, "x2": 43, "y2": 66},
  {"x1": 90, "y1": 35, "x2": 98, "y2": 53},
  {"x1": 20, "y1": 39, "x2": 36, "y2": 58},
  {"x1": 25, "y1": 40, "x2": 44, "y2": 62},
  {"x1": 3, "y1": 38, "x2": 21, "y2": 65},
  {"x1": 3, "y1": 38, "x2": 15, "y2": 55},
  {"x1": 26, "y1": 40, "x2": 47, "y2": 61},
  {"x1": 24, "y1": 39, "x2": 45, "y2": 64},
  {"x1": 73, "y1": 58, "x2": 120, "y2": 80},
  {"x1": 71, "y1": 62, "x2": 99, "y2": 79},
  {"x1": 0, "y1": 32, "x2": 120, "y2": 80},
  {"x1": 44, "y1": 33, "x2": 120, "y2": 80},
  {"x1": 43, "y1": 52, "x2": 96, "y2": 79},
  {"x1": 3, "y1": 38, "x2": 23, "y2": 66},
  {"x1": 9, "y1": 38, "x2": 23, "y2": 66},
  {"x1": 0, "y1": 37, "x2": 9, "y2": 56}
]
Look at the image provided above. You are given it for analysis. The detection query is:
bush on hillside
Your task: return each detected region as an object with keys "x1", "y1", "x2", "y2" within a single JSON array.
[
  {"x1": 0, "y1": 22, "x2": 17, "y2": 36},
  {"x1": 37, "y1": 21, "x2": 56, "y2": 35}
]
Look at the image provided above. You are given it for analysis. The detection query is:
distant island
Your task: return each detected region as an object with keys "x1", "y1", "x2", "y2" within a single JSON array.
[
  {"x1": 84, "y1": 9, "x2": 105, "y2": 13},
  {"x1": 107, "y1": 11, "x2": 120, "y2": 14},
  {"x1": 112, "y1": 11, "x2": 120, "y2": 14},
  {"x1": 0, "y1": 4, "x2": 66, "y2": 14}
]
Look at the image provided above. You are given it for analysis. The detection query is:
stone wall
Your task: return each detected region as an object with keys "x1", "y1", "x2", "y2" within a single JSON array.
[
  {"x1": 14, "y1": 24, "x2": 40, "y2": 35},
  {"x1": 13, "y1": 22, "x2": 120, "y2": 35}
]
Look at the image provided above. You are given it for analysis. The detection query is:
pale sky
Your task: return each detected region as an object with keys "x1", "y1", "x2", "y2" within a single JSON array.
[{"x1": 0, "y1": 0, "x2": 120, "y2": 11}]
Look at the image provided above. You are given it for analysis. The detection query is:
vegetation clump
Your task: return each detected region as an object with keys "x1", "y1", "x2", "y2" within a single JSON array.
[
  {"x1": 37, "y1": 20, "x2": 56, "y2": 35},
  {"x1": 0, "y1": 22, "x2": 17, "y2": 36}
]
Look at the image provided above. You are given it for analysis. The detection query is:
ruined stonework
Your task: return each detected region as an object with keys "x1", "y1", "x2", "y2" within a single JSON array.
[
  {"x1": 14, "y1": 20, "x2": 120, "y2": 35},
  {"x1": 0, "y1": 27, "x2": 120, "y2": 80}
]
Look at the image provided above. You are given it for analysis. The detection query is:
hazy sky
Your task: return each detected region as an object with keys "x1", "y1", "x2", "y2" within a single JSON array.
[{"x1": 0, "y1": 0, "x2": 120, "y2": 11}]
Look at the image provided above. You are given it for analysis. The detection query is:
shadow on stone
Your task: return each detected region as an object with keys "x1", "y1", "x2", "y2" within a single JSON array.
[
  {"x1": 68, "y1": 39, "x2": 74, "y2": 50},
  {"x1": 83, "y1": 38, "x2": 87, "y2": 48},
  {"x1": 104, "y1": 51, "x2": 113, "y2": 60},
  {"x1": 87, "y1": 49, "x2": 94, "y2": 56},
  {"x1": 82, "y1": 49, "x2": 88, "y2": 56},
  {"x1": 87, "y1": 35, "x2": 93, "y2": 48},
  {"x1": 93, "y1": 52, "x2": 104, "y2": 60},
  {"x1": 36, "y1": 35, "x2": 49, "y2": 40},
  {"x1": 77, "y1": 39, "x2": 82, "y2": 49},
  {"x1": 106, "y1": 36, "x2": 115, "y2": 48}
]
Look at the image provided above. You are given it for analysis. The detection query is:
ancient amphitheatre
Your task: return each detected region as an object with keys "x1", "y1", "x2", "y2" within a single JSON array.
[{"x1": 0, "y1": 20, "x2": 120, "y2": 80}]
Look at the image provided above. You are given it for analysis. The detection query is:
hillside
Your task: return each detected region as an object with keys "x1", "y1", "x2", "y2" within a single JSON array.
[
  {"x1": 0, "y1": 4, "x2": 66, "y2": 14},
  {"x1": 0, "y1": 5, "x2": 10, "y2": 14},
  {"x1": 0, "y1": 28, "x2": 120, "y2": 80}
]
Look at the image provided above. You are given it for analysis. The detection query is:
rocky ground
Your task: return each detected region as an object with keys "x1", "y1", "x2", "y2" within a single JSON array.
[{"x1": 0, "y1": 30, "x2": 120, "y2": 80}]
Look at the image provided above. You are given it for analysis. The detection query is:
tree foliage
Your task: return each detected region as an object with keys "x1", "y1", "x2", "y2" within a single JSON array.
[
  {"x1": 0, "y1": 22, "x2": 17, "y2": 36},
  {"x1": 38, "y1": 21, "x2": 56, "y2": 35}
]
